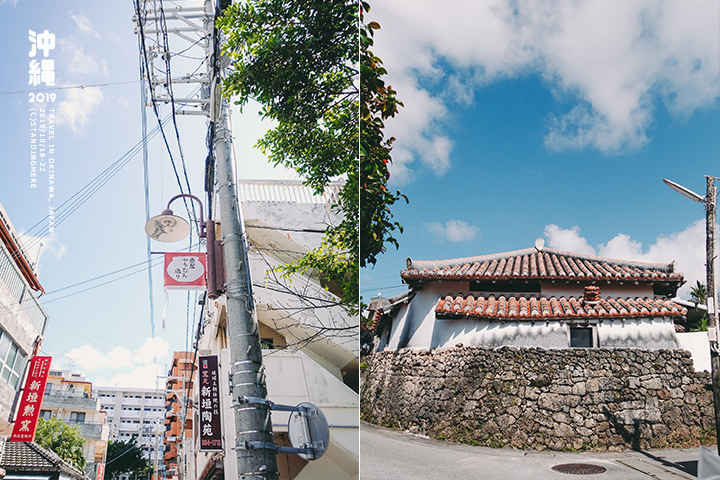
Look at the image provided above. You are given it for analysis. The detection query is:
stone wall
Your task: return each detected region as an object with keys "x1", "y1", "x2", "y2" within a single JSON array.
[{"x1": 361, "y1": 346, "x2": 716, "y2": 451}]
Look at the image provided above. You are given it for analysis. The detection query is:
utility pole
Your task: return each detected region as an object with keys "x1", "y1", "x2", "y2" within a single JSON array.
[
  {"x1": 214, "y1": 104, "x2": 279, "y2": 479},
  {"x1": 135, "y1": 1, "x2": 279, "y2": 478},
  {"x1": 665, "y1": 176, "x2": 720, "y2": 454},
  {"x1": 704, "y1": 176, "x2": 720, "y2": 455}
]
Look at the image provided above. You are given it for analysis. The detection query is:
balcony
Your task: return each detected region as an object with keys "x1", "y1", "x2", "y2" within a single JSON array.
[
  {"x1": 42, "y1": 392, "x2": 98, "y2": 411},
  {"x1": 73, "y1": 421, "x2": 109, "y2": 441},
  {"x1": 0, "y1": 246, "x2": 47, "y2": 335},
  {"x1": 237, "y1": 179, "x2": 341, "y2": 206}
]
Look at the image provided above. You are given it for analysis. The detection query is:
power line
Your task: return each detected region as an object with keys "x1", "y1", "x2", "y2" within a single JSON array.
[{"x1": 0, "y1": 80, "x2": 139, "y2": 96}]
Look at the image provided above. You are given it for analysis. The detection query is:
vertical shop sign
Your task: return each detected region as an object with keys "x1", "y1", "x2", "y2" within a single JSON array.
[
  {"x1": 199, "y1": 355, "x2": 222, "y2": 451},
  {"x1": 10, "y1": 355, "x2": 52, "y2": 441}
]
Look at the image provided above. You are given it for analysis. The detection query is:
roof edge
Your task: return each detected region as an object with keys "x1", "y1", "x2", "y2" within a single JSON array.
[{"x1": 406, "y1": 247, "x2": 677, "y2": 273}]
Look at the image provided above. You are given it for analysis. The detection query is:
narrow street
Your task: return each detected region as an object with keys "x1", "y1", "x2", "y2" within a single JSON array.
[{"x1": 360, "y1": 422, "x2": 699, "y2": 479}]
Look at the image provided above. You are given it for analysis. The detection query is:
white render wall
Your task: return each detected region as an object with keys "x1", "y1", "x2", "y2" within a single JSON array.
[
  {"x1": 382, "y1": 285, "x2": 681, "y2": 351},
  {"x1": 193, "y1": 348, "x2": 359, "y2": 480},
  {"x1": 677, "y1": 331, "x2": 712, "y2": 372}
]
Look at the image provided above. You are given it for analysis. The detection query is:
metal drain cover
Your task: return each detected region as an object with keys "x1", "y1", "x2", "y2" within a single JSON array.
[{"x1": 551, "y1": 463, "x2": 607, "y2": 475}]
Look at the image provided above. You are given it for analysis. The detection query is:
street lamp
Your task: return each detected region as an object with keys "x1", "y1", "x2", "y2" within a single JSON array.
[
  {"x1": 144, "y1": 194, "x2": 206, "y2": 242},
  {"x1": 664, "y1": 176, "x2": 720, "y2": 454},
  {"x1": 145, "y1": 194, "x2": 224, "y2": 298}
]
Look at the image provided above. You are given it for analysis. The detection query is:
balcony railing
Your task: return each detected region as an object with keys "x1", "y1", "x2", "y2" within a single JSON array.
[
  {"x1": 42, "y1": 393, "x2": 97, "y2": 410},
  {"x1": 0, "y1": 246, "x2": 47, "y2": 333},
  {"x1": 237, "y1": 180, "x2": 342, "y2": 206},
  {"x1": 75, "y1": 421, "x2": 108, "y2": 441}
]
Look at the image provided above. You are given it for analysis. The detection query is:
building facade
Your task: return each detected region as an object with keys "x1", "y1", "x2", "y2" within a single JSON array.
[
  {"x1": 163, "y1": 352, "x2": 195, "y2": 480},
  {"x1": 95, "y1": 385, "x2": 166, "y2": 478},
  {"x1": 0, "y1": 202, "x2": 48, "y2": 432},
  {"x1": 370, "y1": 245, "x2": 687, "y2": 352},
  {"x1": 187, "y1": 180, "x2": 359, "y2": 480},
  {"x1": 39, "y1": 370, "x2": 109, "y2": 477}
]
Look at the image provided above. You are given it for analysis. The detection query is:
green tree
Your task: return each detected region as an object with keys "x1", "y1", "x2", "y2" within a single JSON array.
[
  {"x1": 690, "y1": 280, "x2": 707, "y2": 304},
  {"x1": 218, "y1": 0, "x2": 403, "y2": 312},
  {"x1": 105, "y1": 438, "x2": 151, "y2": 480},
  {"x1": 689, "y1": 280, "x2": 710, "y2": 331},
  {"x1": 34, "y1": 417, "x2": 86, "y2": 471},
  {"x1": 360, "y1": 2, "x2": 405, "y2": 268}
]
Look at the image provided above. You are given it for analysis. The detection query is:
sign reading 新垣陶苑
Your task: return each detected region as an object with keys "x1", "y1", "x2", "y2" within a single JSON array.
[
  {"x1": 199, "y1": 355, "x2": 222, "y2": 451},
  {"x1": 10, "y1": 355, "x2": 52, "y2": 442}
]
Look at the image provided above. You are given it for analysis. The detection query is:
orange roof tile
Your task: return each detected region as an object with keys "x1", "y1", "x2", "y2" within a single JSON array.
[
  {"x1": 403, "y1": 247, "x2": 683, "y2": 285},
  {"x1": 435, "y1": 293, "x2": 687, "y2": 320}
]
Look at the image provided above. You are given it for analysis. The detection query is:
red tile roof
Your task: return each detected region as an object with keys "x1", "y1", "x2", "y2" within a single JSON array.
[
  {"x1": 403, "y1": 247, "x2": 683, "y2": 285},
  {"x1": 435, "y1": 293, "x2": 687, "y2": 320}
]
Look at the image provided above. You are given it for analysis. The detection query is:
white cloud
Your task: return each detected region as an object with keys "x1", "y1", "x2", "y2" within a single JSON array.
[
  {"x1": 543, "y1": 224, "x2": 595, "y2": 256},
  {"x1": 372, "y1": 0, "x2": 719, "y2": 180},
  {"x1": 104, "y1": 364, "x2": 167, "y2": 390},
  {"x1": 59, "y1": 39, "x2": 109, "y2": 77},
  {"x1": 544, "y1": 220, "x2": 715, "y2": 298},
  {"x1": 425, "y1": 219, "x2": 479, "y2": 243},
  {"x1": 62, "y1": 336, "x2": 171, "y2": 389},
  {"x1": 70, "y1": 13, "x2": 101, "y2": 39},
  {"x1": 134, "y1": 337, "x2": 171, "y2": 364},
  {"x1": 64, "y1": 344, "x2": 134, "y2": 372},
  {"x1": 56, "y1": 86, "x2": 104, "y2": 136},
  {"x1": 18, "y1": 232, "x2": 67, "y2": 274}
]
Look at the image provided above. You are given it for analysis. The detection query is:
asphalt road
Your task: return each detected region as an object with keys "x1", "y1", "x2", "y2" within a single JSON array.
[{"x1": 360, "y1": 421, "x2": 700, "y2": 480}]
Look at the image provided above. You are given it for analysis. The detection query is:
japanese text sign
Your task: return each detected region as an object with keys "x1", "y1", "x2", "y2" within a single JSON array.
[
  {"x1": 164, "y1": 253, "x2": 206, "y2": 290},
  {"x1": 10, "y1": 355, "x2": 52, "y2": 442},
  {"x1": 28, "y1": 30, "x2": 55, "y2": 87},
  {"x1": 95, "y1": 463, "x2": 105, "y2": 480},
  {"x1": 199, "y1": 355, "x2": 222, "y2": 451}
]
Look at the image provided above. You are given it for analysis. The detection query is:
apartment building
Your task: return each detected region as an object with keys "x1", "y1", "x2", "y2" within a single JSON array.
[
  {"x1": 95, "y1": 386, "x2": 166, "y2": 473},
  {"x1": 0, "y1": 202, "x2": 48, "y2": 432},
  {"x1": 163, "y1": 352, "x2": 195, "y2": 480},
  {"x1": 39, "y1": 370, "x2": 109, "y2": 477}
]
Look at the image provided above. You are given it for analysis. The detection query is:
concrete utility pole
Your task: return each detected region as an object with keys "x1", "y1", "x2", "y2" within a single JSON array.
[
  {"x1": 665, "y1": 176, "x2": 720, "y2": 455},
  {"x1": 704, "y1": 177, "x2": 720, "y2": 455},
  {"x1": 214, "y1": 105, "x2": 279, "y2": 479},
  {"x1": 135, "y1": 0, "x2": 279, "y2": 477}
]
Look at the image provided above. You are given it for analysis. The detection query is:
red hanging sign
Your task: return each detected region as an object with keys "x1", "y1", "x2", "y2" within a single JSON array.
[
  {"x1": 95, "y1": 463, "x2": 105, "y2": 480},
  {"x1": 10, "y1": 355, "x2": 52, "y2": 441},
  {"x1": 164, "y1": 253, "x2": 207, "y2": 289}
]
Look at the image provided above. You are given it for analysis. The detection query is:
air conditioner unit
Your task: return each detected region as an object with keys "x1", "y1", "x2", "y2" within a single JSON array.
[{"x1": 68, "y1": 384, "x2": 75, "y2": 391}]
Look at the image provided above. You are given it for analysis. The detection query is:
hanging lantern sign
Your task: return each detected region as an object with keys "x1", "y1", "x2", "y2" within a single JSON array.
[{"x1": 164, "y1": 252, "x2": 207, "y2": 289}]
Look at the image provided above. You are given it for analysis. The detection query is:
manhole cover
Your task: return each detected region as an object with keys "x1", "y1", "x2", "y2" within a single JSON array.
[{"x1": 551, "y1": 463, "x2": 607, "y2": 475}]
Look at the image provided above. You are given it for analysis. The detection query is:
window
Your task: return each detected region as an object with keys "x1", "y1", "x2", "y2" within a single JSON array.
[
  {"x1": 45, "y1": 382, "x2": 52, "y2": 394},
  {"x1": 40, "y1": 410, "x2": 52, "y2": 420},
  {"x1": 570, "y1": 327, "x2": 594, "y2": 348},
  {"x1": 69, "y1": 411, "x2": 86, "y2": 423},
  {"x1": 0, "y1": 330, "x2": 26, "y2": 389}
]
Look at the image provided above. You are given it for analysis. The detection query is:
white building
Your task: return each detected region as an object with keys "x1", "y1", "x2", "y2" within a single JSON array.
[
  {"x1": 0, "y1": 202, "x2": 48, "y2": 433},
  {"x1": 191, "y1": 180, "x2": 359, "y2": 480},
  {"x1": 40, "y1": 370, "x2": 110, "y2": 477},
  {"x1": 95, "y1": 386, "x2": 166, "y2": 474}
]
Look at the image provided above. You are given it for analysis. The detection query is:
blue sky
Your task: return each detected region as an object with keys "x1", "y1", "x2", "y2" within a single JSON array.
[
  {"x1": 361, "y1": 0, "x2": 720, "y2": 303},
  {"x1": 0, "y1": 0, "x2": 293, "y2": 388}
]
